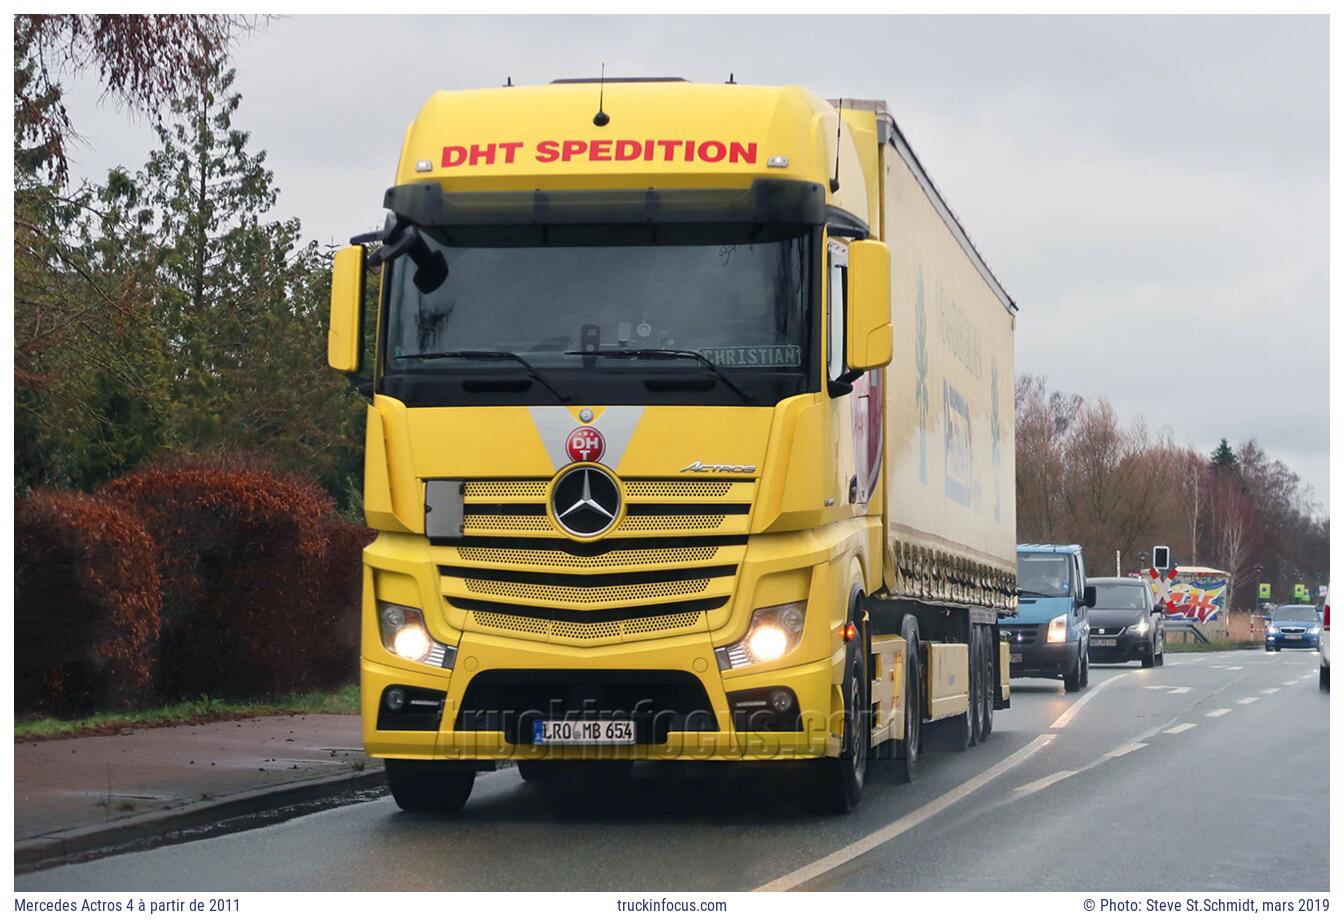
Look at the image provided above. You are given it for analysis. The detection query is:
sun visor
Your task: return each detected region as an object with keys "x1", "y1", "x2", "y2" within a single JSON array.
[{"x1": 382, "y1": 178, "x2": 828, "y2": 228}]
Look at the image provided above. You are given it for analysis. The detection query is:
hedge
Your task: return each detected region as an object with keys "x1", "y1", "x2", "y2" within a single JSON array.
[
  {"x1": 103, "y1": 461, "x2": 358, "y2": 699},
  {"x1": 15, "y1": 490, "x2": 161, "y2": 716}
]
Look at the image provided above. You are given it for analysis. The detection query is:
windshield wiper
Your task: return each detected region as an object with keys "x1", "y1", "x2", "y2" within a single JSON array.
[
  {"x1": 398, "y1": 350, "x2": 570, "y2": 402},
  {"x1": 565, "y1": 348, "x2": 756, "y2": 404}
]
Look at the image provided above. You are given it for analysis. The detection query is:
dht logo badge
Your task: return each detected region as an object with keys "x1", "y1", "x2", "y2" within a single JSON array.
[{"x1": 566, "y1": 427, "x2": 606, "y2": 463}]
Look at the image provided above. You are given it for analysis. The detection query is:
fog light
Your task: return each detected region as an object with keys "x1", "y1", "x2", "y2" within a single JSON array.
[
  {"x1": 768, "y1": 689, "x2": 793, "y2": 712},
  {"x1": 385, "y1": 687, "x2": 407, "y2": 711}
]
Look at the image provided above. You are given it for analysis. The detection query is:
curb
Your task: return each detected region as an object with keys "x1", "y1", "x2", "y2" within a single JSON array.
[{"x1": 15, "y1": 766, "x2": 387, "y2": 873}]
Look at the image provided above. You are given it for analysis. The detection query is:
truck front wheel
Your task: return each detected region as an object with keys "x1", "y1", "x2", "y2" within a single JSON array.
[
  {"x1": 815, "y1": 638, "x2": 868, "y2": 814},
  {"x1": 385, "y1": 759, "x2": 476, "y2": 814}
]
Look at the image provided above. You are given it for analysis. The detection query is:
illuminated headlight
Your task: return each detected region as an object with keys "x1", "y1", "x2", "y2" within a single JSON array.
[
  {"x1": 1046, "y1": 614, "x2": 1068, "y2": 644},
  {"x1": 377, "y1": 602, "x2": 456, "y2": 668},
  {"x1": 716, "y1": 602, "x2": 807, "y2": 670},
  {"x1": 1267, "y1": 625, "x2": 1280, "y2": 634},
  {"x1": 1129, "y1": 620, "x2": 1150, "y2": 636},
  {"x1": 1308, "y1": 626, "x2": 1321, "y2": 635}
]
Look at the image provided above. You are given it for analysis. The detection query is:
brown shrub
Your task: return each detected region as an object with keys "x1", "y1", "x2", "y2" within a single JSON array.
[
  {"x1": 310, "y1": 518, "x2": 373, "y2": 686},
  {"x1": 15, "y1": 490, "x2": 161, "y2": 715},
  {"x1": 103, "y1": 459, "x2": 337, "y2": 698}
]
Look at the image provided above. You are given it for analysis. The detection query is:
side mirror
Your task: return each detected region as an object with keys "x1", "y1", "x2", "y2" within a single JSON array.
[
  {"x1": 328, "y1": 245, "x2": 365, "y2": 373},
  {"x1": 1082, "y1": 586, "x2": 1097, "y2": 608},
  {"x1": 1153, "y1": 603, "x2": 1165, "y2": 614},
  {"x1": 845, "y1": 239, "x2": 892, "y2": 371}
]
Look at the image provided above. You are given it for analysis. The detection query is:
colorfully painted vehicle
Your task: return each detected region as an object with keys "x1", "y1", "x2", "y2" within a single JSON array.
[
  {"x1": 1010, "y1": 544, "x2": 1096, "y2": 691},
  {"x1": 327, "y1": 80, "x2": 1018, "y2": 814},
  {"x1": 1265, "y1": 604, "x2": 1322, "y2": 652},
  {"x1": 1086, "y1": 576, "x2": 1164, "y2": 668}
]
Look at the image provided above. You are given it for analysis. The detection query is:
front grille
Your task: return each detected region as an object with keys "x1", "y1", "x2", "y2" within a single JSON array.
[
  {"x1": 454, "y1": 669, "x2": 719, "y2": 743},
  {"x1": 1011, "y1": 628, "x2": 1039, "y2": 646},
  {"x1": 441, "y1": 476, "x2": 753, "y2": 633}
]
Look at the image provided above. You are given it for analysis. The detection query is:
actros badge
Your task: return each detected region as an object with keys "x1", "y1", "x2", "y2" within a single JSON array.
[{"x1": 566, "y1": 426, "x2": 606, "y2": 463}]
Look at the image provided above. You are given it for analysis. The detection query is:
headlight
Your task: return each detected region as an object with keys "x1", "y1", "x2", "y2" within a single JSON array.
[
  {"x1": 1267, "y1": 625, "x2": 1280, "y2": 634},
  {"x1": 1129, "y1": 620, "x2": 1150, "y2": 636},
  {"x1": 1046, "y1": 613, "x2": 1068, "y2": 644},
  {"x1": 1308, "y1": 626, "x2": 1320, "y2": 635},
  {"x1": 716, "y1": 601, "x2": 807, "y2": 669},
  {"x1": 377, "y1": 602, "x2": 456, "y2": 668}
]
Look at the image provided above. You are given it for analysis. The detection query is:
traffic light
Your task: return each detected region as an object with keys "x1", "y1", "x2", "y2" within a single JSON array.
[{"x1": 1152, "y1": 545, "x2": 1170, "y2": 571}]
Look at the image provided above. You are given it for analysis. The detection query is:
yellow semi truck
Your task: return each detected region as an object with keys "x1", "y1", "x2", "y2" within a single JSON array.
[{"x1": 327, "y1": 78, "x2": 1017, "y2": 815}]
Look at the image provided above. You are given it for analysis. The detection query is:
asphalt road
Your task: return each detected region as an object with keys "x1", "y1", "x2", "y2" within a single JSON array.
[{"x1": 20, "y1": 648, "x2": 1329, "y2": 892}]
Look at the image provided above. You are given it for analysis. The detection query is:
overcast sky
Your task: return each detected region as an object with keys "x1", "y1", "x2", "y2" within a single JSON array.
[{"x1": 62, "y1": 14, "x2": 1330, "y2": 506}]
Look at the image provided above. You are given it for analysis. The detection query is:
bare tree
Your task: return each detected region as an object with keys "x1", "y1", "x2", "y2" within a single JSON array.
[{"x1": 1179, "y1": 448, "x2": 1206, "y2": 565}]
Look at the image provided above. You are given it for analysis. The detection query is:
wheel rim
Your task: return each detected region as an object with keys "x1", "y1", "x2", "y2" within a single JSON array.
[{"x1": 849, "y1": 672, "x2": 866, "y2": 786}]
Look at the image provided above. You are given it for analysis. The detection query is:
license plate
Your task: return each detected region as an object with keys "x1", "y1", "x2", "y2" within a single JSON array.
[
  {"x1": 1090, "y1": 638, "x2": 1117, "y2": 647},
  {"x1": 532, "y1": 720, "x2": 635, "y2": 745},
  {"x1": 1010, "y1": 653, "x2": 1023, "y2": 664}
]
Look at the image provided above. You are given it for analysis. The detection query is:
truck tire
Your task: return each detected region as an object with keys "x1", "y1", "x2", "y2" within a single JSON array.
[
  {"x1": 816, "y1": 636, "x2": 868, "y2": 813},
  {"x1": 385, "y1": 759, "x2": 476, "y2": 814},
  {"x1": 977, "y1": 628, "x2": 995, "y2": 742},
  {"x1": 966, "y1": 626, "x2": 983, "y2": 747},
  {"x1": 893, "y1": 617, "x2": 922, "y2": 784}
]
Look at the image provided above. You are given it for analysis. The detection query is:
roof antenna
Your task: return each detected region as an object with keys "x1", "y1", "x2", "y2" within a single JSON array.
[
  {"x1": 504, "y1": 76, "x2": 513, "y2": 87},
  {"x1": 726, "y1": 72, "x2": 736, "y2": 85},
  {"x1": 830, "y1": 98, "x2": 843, "y2": 193},
  {"x1": 593, "y1": 63, "x2": 610, "y2": 126}
]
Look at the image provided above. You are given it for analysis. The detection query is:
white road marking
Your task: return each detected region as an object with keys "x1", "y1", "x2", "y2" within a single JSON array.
[
  {"x1": 755, "y1": 733, "x2": 1056, "y2": 891},
  {"x1": 1237, "y1": 697, "x2": 1258, "y2": 705},
  {"x1": 1168, "y1": 686, "x2": 1190, "y2": 694},
  {"x1": 1050, "y1": 673, "x2": 1129, "y2": 729},
  {"x1": 1015, "y1": 770, "x2": 1077, "y2": 795},
  {"x1": 1283, "y1": 680, "x2": 1300, "y2": 685},
  {"x1": 1207, "y1": 708, "x2": 1232, "y2": 718},
  {"x1": 1165, "y1": 723, "x2": 1197, "y2": 734},
  {"x1": 1261, "y1": 688, "x2": 1280, "y2": 694},
  {"x1": 1209, "y1": 665, "x2": 1244, "y2": 671},
  {"x1": 1105, "y1": 741, "x2": 1148, "y2": 758},
  {"x1": 1142, "y1": 685, "x2": 1191, "y2": 694}
]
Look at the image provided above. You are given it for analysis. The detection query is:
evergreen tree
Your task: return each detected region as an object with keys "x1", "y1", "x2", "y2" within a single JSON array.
[{"x1": 1210, "y1": 438, "x2": 1237, "y2": 470}]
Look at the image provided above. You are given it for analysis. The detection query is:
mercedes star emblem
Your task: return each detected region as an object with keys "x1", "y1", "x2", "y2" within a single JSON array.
[{"x1": 551, "y1": 466, "x2": 622, "y2": 537}]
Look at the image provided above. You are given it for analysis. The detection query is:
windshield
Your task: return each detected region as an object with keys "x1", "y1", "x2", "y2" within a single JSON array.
[
  {"x1": 379, "y1": 223, "x2": 816, "y2": 406},
  {"x1": 1092, "y1": 584, "x2": 1149, "y2": 611},
  {"x1": 1017, "y1": 553, "x2": 1073, "y2": 597},
  {"x1": 1273, "y1": 606, "x2": 1319, "y2": 623}
]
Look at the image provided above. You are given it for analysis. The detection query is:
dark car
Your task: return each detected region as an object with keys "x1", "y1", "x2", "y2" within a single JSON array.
[
  {"x1": 1266, "y1": 604, "x2": 1322, "y2": 652},
  {"x1": 1086, "y1": 577, "x2": 1165, "y2": 668}
]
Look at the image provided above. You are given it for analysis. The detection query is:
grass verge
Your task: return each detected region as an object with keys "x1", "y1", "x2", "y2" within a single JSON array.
[{"x1": 16, "y1": 685, "x2": 360, "y2": 742}]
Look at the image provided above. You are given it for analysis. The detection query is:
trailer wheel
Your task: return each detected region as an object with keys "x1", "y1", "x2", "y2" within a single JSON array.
[
  {"x1": 966, "y1": 627, "x2": 983, "y2": 747},
  {"x1": 893, "y1": 617, "x2": 922, "y2": 784},
  {"x1": 977, "y1": 628, "x2": 995, "y2": 742},
  {"x1": 385, "y1": 759, "x2": 476, "y2": 814}
]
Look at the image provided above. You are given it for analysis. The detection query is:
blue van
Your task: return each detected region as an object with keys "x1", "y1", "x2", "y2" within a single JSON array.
[{"x1": 1011, "y1": 544, "x2": 1096, "y2": 691}]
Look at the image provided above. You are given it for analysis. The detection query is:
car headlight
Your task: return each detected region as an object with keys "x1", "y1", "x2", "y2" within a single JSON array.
[
  {"x1": 1046, "y1": 613, "x2": 1068, "y2": 644},
  {"x1": 1308, "y1": 626, "x2": 1321, "y2": 635},
  {"x1": 716, "y1": 601, "x2": 807, "y2": 670},
  {"x1": 377, "y1": 602, "x2": 456, "y2": 668},
  {"x1": 1129, "y1": 620, "x2": 1150, "y2": 636},
  {"x1": 1267, "y1": 625, "x2": 1280, "y2": 634}
]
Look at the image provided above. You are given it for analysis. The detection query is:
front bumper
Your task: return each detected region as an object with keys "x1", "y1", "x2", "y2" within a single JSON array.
[
  {"x1": 361, "y1": 629, "x2": 839, "y2": 762},
  {"x1": 1006, "y1": 624, "x2": 1078, "y2": 678},
  {"x1": 1266, "y1": 633, "x2": 1319, "y2": 650},
  {"x1": 1088, "y1": 629, "x2": 1152, "y2": 663}
]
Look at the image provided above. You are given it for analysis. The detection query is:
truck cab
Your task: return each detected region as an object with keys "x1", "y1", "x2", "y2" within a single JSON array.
[{"x1": 1011, "y1": 544, "x2": 1095, "y2": 691}]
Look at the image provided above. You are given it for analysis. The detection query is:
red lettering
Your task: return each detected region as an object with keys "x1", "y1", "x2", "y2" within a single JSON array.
[
  {"x1": 589, "y1": 139, "x2": 612, "y2": 161},
  {"x1": 656, "y1": 139, "x2": 679, "y2": 161},
  {"x1": 536, "y1": 140, "x2": 560, "y2": 163},
  {"x1": 469, "y1": 143, "x2": 496, "y2": 166},
  {"x1": 644, "y1": 140, "x2": 655, "y2": 161},
  {"x1": 500, "y1": 141, "x2": 524, "y2": 164},
  {"x1": 684, "y1": 139, "x2": 694, "y2": 161},
  {"x1": 698, "y1": 140, "x2": 726, "y2": 163},
  {"x1": 441, "y1": 145, "x2": 467, "y2": 168},
  {"x1": 615, "y1": 139, "x2": 642, "y2": 161},
  {"x1": 728, "y1": 141, "x2": 757, "y2": 164},
  {"x1": 561, "y1": 139, "x2": 587, "y2": 161}
]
